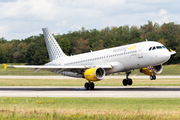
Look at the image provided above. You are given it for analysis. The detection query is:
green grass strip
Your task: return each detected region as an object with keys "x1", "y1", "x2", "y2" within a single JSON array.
[
  {"x1": 0, "y1": 78, "x2": 180, "y2": 86},
  {"x1": 0, "y1": 97, "x2": 180, "y2": 119}
]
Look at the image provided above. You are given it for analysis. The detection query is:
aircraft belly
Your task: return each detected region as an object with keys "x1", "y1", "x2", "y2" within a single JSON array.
[
  {"x1": 123, "y1": 54, "x2": 138, "y2": 70},
  {"x1": 106, "y1": 61, "x2": 125, "y2": 74}
]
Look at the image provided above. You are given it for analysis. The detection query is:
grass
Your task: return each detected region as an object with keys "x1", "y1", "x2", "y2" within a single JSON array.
[
  {"x1": 0, "y1": 78, "x2": 180, "y2": 86},
  {"x1": 1, "y1": 63, "x2": 180, "y2": 76},
  {"x1": 160, "y1": 64, "x2": 180, "y2": 75},
  {"x1": 0, "y1": 97, "x2": 180, "y2": 119}
]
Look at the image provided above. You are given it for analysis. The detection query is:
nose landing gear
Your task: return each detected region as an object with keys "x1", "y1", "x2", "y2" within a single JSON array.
[
  {"x1": 149, "y1": 66, "x2": 156, "y2": 80},
  {"x1": 150, "y1": 75, "x2": 156, "y2": 80}
]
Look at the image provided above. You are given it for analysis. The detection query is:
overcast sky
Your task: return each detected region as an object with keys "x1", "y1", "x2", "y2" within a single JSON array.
[{"x1": 0, "y1": 0, "x2": 180, "y2": 40}]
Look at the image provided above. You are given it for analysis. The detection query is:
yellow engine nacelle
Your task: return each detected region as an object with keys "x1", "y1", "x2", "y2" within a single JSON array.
[
  {"x1": 140, "y1": 64, "x2": 163, "y2": 76},
  {"x1": 84, "y1": 67, "x2": 105, "y2": 81}
]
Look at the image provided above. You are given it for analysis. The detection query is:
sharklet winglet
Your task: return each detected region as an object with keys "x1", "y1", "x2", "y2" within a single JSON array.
[{"x1": 3, "y1": 63, "x2": 7, "y2": 69}]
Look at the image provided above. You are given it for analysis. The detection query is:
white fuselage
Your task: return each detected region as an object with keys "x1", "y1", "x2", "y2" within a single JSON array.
[
  {"x1": 61, "y1": 41, "x2": 170, "y2": 75},
  {"x1": 10, "y1": 28, "x2": 174, "y2": 86}
]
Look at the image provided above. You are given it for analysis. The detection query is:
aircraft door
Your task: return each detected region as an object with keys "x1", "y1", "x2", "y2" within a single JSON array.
[{"x1": 138, "y1": 43, "x2": 145, "y2": 58}]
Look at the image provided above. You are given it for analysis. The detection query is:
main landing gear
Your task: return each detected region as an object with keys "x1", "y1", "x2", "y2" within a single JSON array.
[
  {"x1": 84, "y1": 81, "x2": 94, "y2": 90},
  {"x1": 122, "y1": 72, "x2": 133, "y2": 86}
]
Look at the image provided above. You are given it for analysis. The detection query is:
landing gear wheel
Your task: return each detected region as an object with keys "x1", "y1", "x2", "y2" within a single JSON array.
[
  {"x1": 123, "y1": 79, "x2": 128, "y2": 86},
  {"x1": 89, "y1": 82, "x2": 94, "y2": 90},
  {"x1": 85, "y1": 83, "x2": 89, "y2": 90},
  {"x1": 84, "y1": 82, "x2": 95, "y2": 90},
  {"x1": 122, "y1": 72, "x2": 133, "y2": 86},
  {"x1": 150, "y1": 75, "x2": 156, "y2": 80},
  {"x1": 127, "y1": 79, "x2": 133, "y2": 86},
  {"x1": 150, "y1": 75, "x2": 153, "y2": 80}
]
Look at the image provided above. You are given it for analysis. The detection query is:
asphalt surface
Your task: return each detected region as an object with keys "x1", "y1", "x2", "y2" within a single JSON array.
[{"x1": 0, "y1": 86, "x2": 180, "y2": 98}]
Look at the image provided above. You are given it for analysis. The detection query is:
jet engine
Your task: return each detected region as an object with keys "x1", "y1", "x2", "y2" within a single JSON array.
[
  {"x1": 140, "y1": 64, "x2": 163, "y2": 75},
  {"x1": 84, "y1": 67, "x2": 105, "y2": 81}
]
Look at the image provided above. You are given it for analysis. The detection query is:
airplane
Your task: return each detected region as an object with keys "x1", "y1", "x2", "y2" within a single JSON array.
[{"x1": 5, "y1": 28, "x2": 176, "y2": 90}]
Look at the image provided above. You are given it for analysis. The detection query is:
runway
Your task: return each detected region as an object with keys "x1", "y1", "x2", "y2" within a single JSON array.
[{"x1": 0, "y1": 86, "x2": 180, "y2": 98}]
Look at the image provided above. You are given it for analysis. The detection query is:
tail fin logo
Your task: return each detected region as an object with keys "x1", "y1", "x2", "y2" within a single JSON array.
[{"x1": 42, "y1": 28, "x2": 67, "y2": 61}]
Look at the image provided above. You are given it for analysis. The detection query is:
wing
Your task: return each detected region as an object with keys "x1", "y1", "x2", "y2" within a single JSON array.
[
  {"x1": 8, "y1": 65, "x2": 112, "y2": 73},
  {"x1": 170, "y1": 49, "x2": 176, "y2": 55}
]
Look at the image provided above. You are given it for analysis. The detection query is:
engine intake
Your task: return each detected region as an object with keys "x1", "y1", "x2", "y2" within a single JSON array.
[
  {"x1": 140, "y1": 64, "x2": 163, "y2": 75},
  {"x1": 84, "y1": 67, "x2": 105, "y2": 81}
]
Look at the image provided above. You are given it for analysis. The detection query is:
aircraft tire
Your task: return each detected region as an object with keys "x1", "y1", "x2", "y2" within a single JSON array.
[
  {"x1": 128, "y1": 79, "x2": 133, "y2": 85},
  {"x1": 150, "y1": 75, "x2": 153, "y2": 80},
  {"x1": 85, "y1": 83, "x2": 90, "y2": 90},
  {"x1": 153, "y1": 75, "x2": 156, "y2": 80},
  {"x1": 89, "y1": 82, "x2": 94, "y2": 90},
  {"x1": 123, "y1": 79, "x2": 128, "y2": 86}
]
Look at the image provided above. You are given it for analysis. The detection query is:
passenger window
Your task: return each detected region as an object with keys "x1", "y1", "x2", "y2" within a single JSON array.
[
  {"x1": 162, "y1": 46, "x2": 166, "y2": 48},
  {"x1": 149, "y1": 47, "x2": 152, "y2": 51}
]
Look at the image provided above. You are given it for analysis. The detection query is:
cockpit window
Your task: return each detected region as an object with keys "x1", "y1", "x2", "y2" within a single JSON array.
[
  {"x1": 152, "y1": 46, "x2": 156, "y2": 50},
  {"x1": 149, "y1": 46, "x2": 166, "y2": 51},
  {"x1": 156, "y1": 46, "x2": 162, "y2": 49}
]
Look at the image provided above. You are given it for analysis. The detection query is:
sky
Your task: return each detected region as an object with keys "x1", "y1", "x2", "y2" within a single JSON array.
[{"x1": 0, "y1": 0, "x2": 180, "y2": 40}]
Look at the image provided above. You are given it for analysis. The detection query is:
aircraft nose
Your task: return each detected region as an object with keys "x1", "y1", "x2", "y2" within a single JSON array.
[{"x1": 161, "y1": 50, "x2": 171, "y2": 62}]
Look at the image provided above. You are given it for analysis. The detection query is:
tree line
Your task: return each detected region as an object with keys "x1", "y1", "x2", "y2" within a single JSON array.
[{"x1": 0, "y1": 21, "x2": 179, "y2": 65}]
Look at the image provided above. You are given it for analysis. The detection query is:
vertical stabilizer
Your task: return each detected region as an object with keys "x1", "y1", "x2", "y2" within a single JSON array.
[{"x1": 42, "y1": 28, "x2": 67, "y2": 61}]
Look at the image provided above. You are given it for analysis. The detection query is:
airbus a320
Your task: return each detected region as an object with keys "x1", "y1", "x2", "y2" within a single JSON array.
[{"x1": 6, "y1": 28, "x2": 176, "y2": 90}]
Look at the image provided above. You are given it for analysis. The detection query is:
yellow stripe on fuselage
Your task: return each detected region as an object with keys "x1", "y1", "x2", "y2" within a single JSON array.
[{"x1": 127, "y1": 45, "x2": 137, "y2": 50}]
